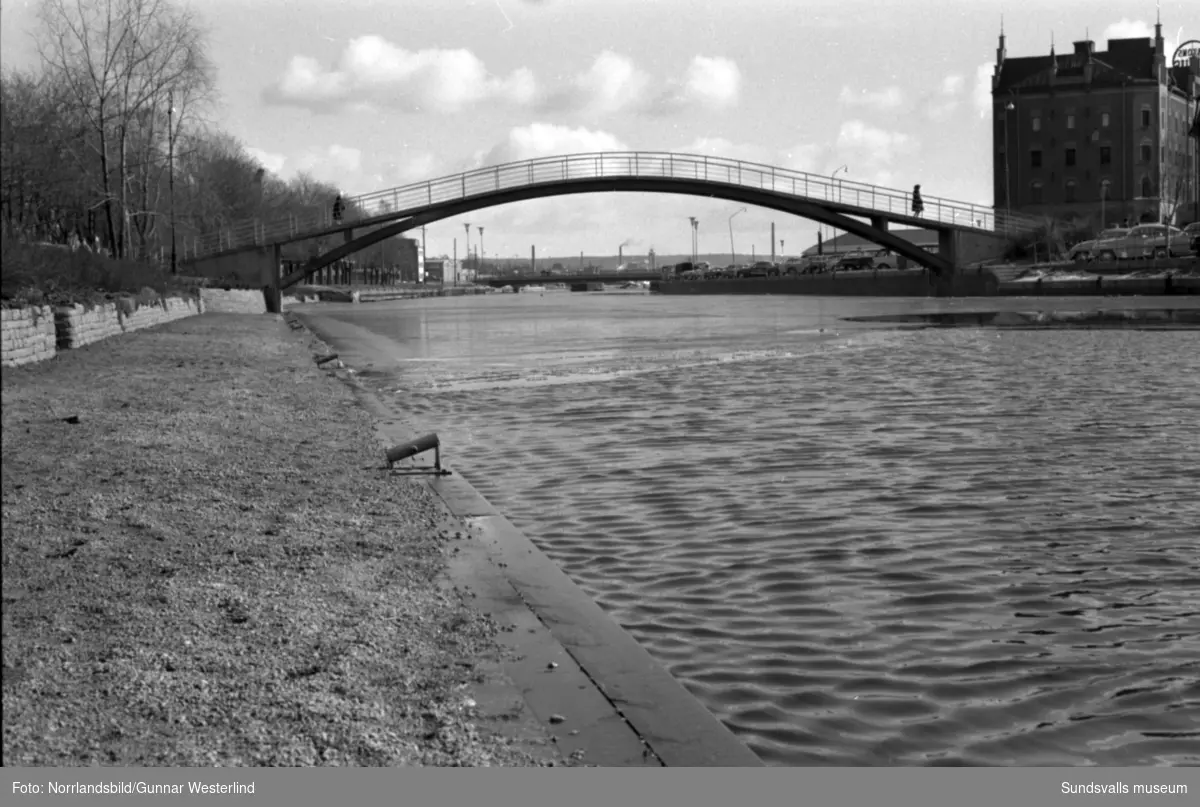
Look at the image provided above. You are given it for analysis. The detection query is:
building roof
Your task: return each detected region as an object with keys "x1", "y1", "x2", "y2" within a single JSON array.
[
  {"x1": 801, "y1": 228, "x2": 936, "y2": 256},
  {"x1": 993, "y1": 36, "x2": 1190, "y2": 95}
]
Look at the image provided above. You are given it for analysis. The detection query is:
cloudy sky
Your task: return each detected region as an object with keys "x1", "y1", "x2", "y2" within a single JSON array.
[{"x1": 1, "y1": 0, "x2": 1192, "y2": 259}]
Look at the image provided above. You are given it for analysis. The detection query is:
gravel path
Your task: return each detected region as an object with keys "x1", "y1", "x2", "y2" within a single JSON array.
[{"x1": 1, "y1": 313, "x2": 565, "y2": 767}]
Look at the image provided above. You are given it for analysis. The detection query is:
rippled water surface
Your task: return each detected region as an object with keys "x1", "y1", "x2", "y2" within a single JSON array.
[{"x1": 299, "y1": 293, "x2": 1200, "y2": 766}]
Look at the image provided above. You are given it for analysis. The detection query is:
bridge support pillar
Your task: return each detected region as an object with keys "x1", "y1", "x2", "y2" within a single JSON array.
[
  {"x1": 263, "y1": 243, "x2": 283, "y2": 314},
  {"x1": 937, "y1": 229, "x2": 957, "y2": 271},
  {"x1": 870, "y1": 215, "x2": 888, "y2": 232}
]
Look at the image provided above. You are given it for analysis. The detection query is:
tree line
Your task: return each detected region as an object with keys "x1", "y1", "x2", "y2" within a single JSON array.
[{"x1": 1, "y1": 0, "x2": 345, "y2": 266}]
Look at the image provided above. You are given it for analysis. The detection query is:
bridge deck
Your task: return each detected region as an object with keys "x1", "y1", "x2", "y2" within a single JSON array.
[{"x1": 192, "y1": 152, "x2": 1042, "y2": 259}]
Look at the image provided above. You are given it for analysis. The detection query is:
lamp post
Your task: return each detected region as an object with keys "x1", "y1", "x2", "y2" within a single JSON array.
[
  {"x1": 687, "y1": 216, "x2": 698, "y2": 264},
  {"x1": 829, "y1": 166, "x2": 848, "y2": 252},
  {"x1": 728, "y1": 207, "x2": 747, "y2": 266},
  {"x1": 832, "y1": 164, "x2": 848, "y2": 203},
  {"x1": 477, "y1": 225, "x2": 485, "y2": 276},
  {"x1": 167, "y1": 91, "x2": 177, "y2": 274},
  {"x1": 463, "y1": 222, "x2": 471, "y2": 273}
]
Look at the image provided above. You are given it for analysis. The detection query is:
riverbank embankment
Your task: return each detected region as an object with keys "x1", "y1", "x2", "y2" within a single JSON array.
[{"x1": 0, "y1": 313, "x2": 574, "y2": 766}]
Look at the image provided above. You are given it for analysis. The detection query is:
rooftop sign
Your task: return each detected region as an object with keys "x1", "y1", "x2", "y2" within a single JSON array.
[{"x1": 1173, "y1": 40, "x2": 1200, "y2": 67}]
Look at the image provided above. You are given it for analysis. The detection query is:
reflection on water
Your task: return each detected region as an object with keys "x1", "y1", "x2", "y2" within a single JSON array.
[{"x1": 298, "y1": 294, "x2": 1200, "y2": 767}]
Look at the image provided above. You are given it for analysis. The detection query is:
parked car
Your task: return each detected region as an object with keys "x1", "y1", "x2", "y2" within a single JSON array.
[
  {"x1": 870, "y1": 249, "x2": 898, "y2": 269},
  {"x1": 1093, "y1": 224, "x2": 1190, "y2": 261},
  {"x1": 834, "y1": 254, "x2": 875, "y2": 271},
  {"x1": 1181, "y1": 222, "x2": 1200, "y2": 256},
  {"x1": 738, "y1": 261, "x2": 779, "y2": 278},
  {"x1": 1068, "y1": 227, "x2": 1130, "y2": 262},
  {"x1": 799, "y1": 255, "x2": 836, "y2": 274}
]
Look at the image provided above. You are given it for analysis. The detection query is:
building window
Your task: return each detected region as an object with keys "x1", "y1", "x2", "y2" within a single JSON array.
[
  {"x1": 1065, "y1": 181, "x2": 1077, "y2": 202},
  {"x1": 1142, "y1": 108, "x2": 1151, "y2": 127},
  {"x1": 1065, "y1": 148, "x2": 1076, "y2": 167},
  {"x1": 1030, "y1": 182, "x2": 1044, "y2": 204},
  {"x1": 1067, "y1": 114, "x2": 1076, "y2": 129},
  {"x1": 1032, "y1": 116, "x2": 1041, "y2": 132},
  {"x1": 1031, "y1": 149, "x2": 1043, "y2": 168},
  {"x1": 1141, "y1": 144, "x2": 1152, "y2": 163},
  {"x1": 1141, "y1": 176, "x2": 1153, "y2": 197},
  {"x1": 1101, "y1": 112, "x2": 1110, "y2": 127},
  {"x1": 1100, "y1": 145, "x2": 1112, "y2": 165}
]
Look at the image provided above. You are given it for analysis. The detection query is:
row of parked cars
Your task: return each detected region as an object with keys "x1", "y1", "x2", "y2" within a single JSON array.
[
  {"x1": 1067, "y1": 222, "x2": 1200, "y2": 263},
  {"x1": 675, "y1": 249, "x2": 912, "y2": 280}
]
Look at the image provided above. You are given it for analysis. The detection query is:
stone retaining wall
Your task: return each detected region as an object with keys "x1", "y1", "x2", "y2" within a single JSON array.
[
  {"x1": 54, "y1": 296, "x2": 206, "y2": 350},
  {"x1": 54, "y1": 303, "x2": 124, "y2": 349},
  {"x1": 200, "y1": 288, "x2": 267, "y2": 314},
  {"x1": 2, "y1": 289, "x2": 286, "y2": 369},
  {"x1": 0, "y1": 306, "x2": 57, "y2": 367}
]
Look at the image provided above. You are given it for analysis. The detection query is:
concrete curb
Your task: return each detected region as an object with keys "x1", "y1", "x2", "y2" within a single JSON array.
[{"x1": 289, "y1": 311, "x2": 764, "y2": 768}]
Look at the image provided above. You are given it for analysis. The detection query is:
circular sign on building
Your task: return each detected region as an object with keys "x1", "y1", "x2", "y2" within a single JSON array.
[{"x1": 1174, "y1": 40, "x2": 1200, "y2": 67}]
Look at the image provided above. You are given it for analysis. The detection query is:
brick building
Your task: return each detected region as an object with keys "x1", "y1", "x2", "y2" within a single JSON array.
[{"x1": 992, "y1": 20, "x2": 1200, "y2": 229}]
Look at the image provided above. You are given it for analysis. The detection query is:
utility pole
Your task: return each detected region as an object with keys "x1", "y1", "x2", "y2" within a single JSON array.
[
  {"x1": 463, "y1": 222, "x2": 471, "y2": 276},
  {"x1": 770, "y1": 222, "x2": 775, "y2": 262},
  {"x1": 453, "y1": 237, "x2": 457, "y2": 286},
  {"x1": 478, "y1": 225, "x2": 485, "y2": 277}
]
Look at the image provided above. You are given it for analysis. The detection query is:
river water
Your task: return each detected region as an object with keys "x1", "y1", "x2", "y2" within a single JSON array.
[{"x1": 297, "y1": 292, "x2": 1200, "y2": 767}]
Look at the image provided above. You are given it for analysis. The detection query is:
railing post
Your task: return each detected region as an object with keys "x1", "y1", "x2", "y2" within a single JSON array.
[
  {"x1": 562, "y1": 158, "x2": 566, "y2": 180},
  {"x1": 462, "y1": 174, "x2": 467, "y2": 197},
  {"x1": 428, "y1": 182, "x2": 432, "y2": 205},
  {"x1": 704, "y1": 156, "x2": 708, "y2": 181},
  {"x1": 496, "y1": 167, "x2": 500, "y2": 189}
]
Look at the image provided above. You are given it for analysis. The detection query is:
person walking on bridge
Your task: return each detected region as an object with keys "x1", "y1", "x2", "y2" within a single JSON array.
[
  {"x1": 911, "y1": 185, "x2": 924, "y2": 218},
  {"x1": 332, "y1": 194, "x2": 345, "y2": 224}
]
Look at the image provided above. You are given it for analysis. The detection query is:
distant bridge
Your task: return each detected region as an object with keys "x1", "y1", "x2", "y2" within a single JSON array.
[{"x1": 182, "y1": 152, "x2": 1044, "y2": 288}]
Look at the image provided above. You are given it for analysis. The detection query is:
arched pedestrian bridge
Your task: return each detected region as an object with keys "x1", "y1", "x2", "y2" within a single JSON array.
[{"x1": 183, "y1": 152, "x2": 1043, "y2": 289}]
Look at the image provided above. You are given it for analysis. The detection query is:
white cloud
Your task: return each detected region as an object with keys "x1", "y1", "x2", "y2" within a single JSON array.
[
  {"x1": 835, "y1": 121, "x2": 917, "y2": 184},
  {"x1": 940, "y1": 74, "x2": 964, "y2": 96},
  {"x1": 677, "y1": 56, "x2": 741, "y2": 109},
  {"x1": 551, "y1": 52, "x2": 741, "y2": 116},
  {"x1": 973, "y1": 61, "x2": 994, "y2": 119},
  {"x1": 246, "y1": 147, "x2": 287, "y2": 175},
  {"x1": 286, "y1": 144, "x2": 363, "y2": 184},
  {"x1": 265, "y1": 36, "x2": 537, "y2": 113},
  {"x1": 837, "y1": 85, "x2": 904, "y2": 110},
  {"x1": 478, "y1": 122, "x2": 628, "y2": 166},
  {"x1": 575, "y1": 51, "x2": 651, "y2": 115},
  {"x1": 921, "y1": 73, "x2": 965, "y2": 122}
]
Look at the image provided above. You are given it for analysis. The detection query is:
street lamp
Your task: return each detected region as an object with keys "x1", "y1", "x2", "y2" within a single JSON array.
[
  {"x1": 167, "y1": 91, "x2": 177, "y2": 274},
  {"x1": 688, "y1": 216, "x2": 698, "y2": 264},
  {"x1": 829, "y1": 166, "x2": 848, "y2": 250},
  {"x1": 477, "y1": 225, "x2": 485, "y2": 275},
  {"x1": 832, "y1": 164, "x2": 848, "y2": 203},
  {"x1": 728, "y1": 206, "x2": 747, "y2": 266}
]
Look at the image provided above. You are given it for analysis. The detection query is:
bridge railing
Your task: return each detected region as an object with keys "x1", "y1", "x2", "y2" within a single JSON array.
[{"x1": 192, "y1": 152, "x2": 1046, "y2": 259}]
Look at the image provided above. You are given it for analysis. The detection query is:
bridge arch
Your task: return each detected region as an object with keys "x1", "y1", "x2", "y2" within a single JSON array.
[{"x1": 281, "y1": 177, "x2": 954, "y2": 289}]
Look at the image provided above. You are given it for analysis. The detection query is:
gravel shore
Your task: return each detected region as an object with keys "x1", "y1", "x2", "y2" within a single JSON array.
[{"x1": 1, "y1": 313, "x2": 565, "y2": 767}]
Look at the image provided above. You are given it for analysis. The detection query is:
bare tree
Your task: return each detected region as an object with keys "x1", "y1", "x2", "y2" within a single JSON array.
[{"x1": 35, "y1": 0, "x2": 214, "y2": 258}]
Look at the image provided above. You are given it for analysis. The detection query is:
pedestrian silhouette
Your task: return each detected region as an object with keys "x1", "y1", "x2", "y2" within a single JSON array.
[
  {"x1": 911, "y1": 185, "x2": 924, "y2": 217},
  {"x1": 332, "y1": 194, "x2": 345, "y2": 224}
]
